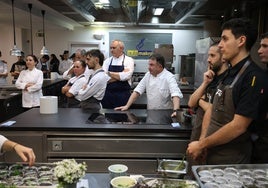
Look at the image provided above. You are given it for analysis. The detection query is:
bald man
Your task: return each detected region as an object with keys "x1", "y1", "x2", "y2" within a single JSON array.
[{"x1": 101, "y1": 39, "x2": 134, "y2": 108}]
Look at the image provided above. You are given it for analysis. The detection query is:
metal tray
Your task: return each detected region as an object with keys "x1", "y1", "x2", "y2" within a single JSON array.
[
  {"x1": 137, "y1": 177, "x2": 199, "y2": 188},
  {"x1": 192, "y1": 164, "x2": 268, "y2": 188},
  {"x1": 157, "y1": 159, "x2": 187, "y2": 178}
]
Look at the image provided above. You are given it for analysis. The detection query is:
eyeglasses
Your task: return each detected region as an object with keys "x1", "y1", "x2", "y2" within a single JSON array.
[{"x1": 110, "y1": 47, "x2": 117, "y2": 49}]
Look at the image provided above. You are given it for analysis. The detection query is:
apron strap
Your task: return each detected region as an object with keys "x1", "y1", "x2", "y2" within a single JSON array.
[
  {"x1": 230, "y1": 60, "x2": 251, "y2": 88},
  {"x1": 87, "y1": 69, "x2": 104, "y2": 84}
]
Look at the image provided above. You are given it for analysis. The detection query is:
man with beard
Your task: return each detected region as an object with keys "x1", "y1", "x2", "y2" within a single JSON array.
[
  {"x1": 77, "y1": 49, "x2": 109, "y2": 110},
  {"x1": 187, "y1": 18, "x2": 266, "y2": 164},
  {"x1": 186, "y1": 43, "x2": 228, "y2": 178}
]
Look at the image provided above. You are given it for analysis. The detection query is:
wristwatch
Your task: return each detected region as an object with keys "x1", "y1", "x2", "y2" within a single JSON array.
[{"x1": 173, "y1": 109, "x2": 180, "y2": 113}]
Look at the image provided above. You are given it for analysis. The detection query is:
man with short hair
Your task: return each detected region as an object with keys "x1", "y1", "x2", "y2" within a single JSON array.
[
  {"x1": 62, "y1": 49, "x2": 89, "y2": 80},
  {"x1": 101, "y1": 39, "x2": 134, "y2": 109},
  {"x1": 39, "y1": 55, "x2": 50, "y2": 78},
  {"x1": 251, "y1": 32, "x2": 268, "y2": 163},
  {"x1": 10, "y1": 51, "x2": 26, "y2": 84},
  {"x1": 59, "y1": 50, "x2": 73, "y2": 75},
  {"x1": 77, "y1": 49, "x2": 109, "y2": 110},
  {"x1": 258, "y1": 32, "x2": 268, "y2": 69},
  {"x1": 188, "y1": 43, "x2": 228, "y2": 142},
  {"x1": 115, "y1": 53, "x2": 183, "y2": 117},
  {"x1": 187, "y1": 18, "x2": 267, "y2": 164}
]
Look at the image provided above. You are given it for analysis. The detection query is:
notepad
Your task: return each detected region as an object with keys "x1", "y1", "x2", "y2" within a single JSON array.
[
  {"x1": 1, "y1": 121, "x2": 16, "y2": 126},
  {"x1": 171, "y1": 122, "x2": 181, "y2": 128},
  {"x1": 76, "y1": 179, "x2": 89, "y2": 188}
]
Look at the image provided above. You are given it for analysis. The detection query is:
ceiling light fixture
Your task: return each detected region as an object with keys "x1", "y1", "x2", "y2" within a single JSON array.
[
  {"x1": 28, "y1": 3, "x2": 33, "y2": 54},
  {"x1": 99, "y1": 0, "x2": 110, "y2": 4},
  {"x1": 154, "y1": 8, "x2": 164, "y2": 16},
  {"x1": 40, "y1": 10, "x2": 49, "y2": 55},
  {"x1": 10, "y1": 0, "x2": 21, "y2": 56}
]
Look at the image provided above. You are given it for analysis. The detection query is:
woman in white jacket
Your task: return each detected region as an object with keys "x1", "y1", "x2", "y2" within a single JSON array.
[{"x1": 16, "y1": 55, "x2": 43, "y2": 108}]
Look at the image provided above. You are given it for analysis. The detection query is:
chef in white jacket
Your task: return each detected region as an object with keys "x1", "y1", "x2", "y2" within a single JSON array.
[{"x1": 16, "y1": 54, "x2": 43, "y2": 108}]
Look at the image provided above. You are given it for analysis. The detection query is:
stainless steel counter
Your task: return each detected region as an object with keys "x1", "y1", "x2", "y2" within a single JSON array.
[
  {"x1": 1, "y1": 108, "x2": 192, "y2": 174},
  {"x1": 0, "y1": 79, "x2": 67, "y2": 123}
]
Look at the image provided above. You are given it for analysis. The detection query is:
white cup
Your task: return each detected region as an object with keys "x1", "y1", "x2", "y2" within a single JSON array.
[{"x1": 108, "y1": 164, "x2": 128, "y2": 179}]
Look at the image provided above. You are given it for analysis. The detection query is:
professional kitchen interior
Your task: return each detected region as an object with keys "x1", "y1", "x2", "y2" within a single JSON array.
[{"x1": 0, "y1": 0, "x2": 268, "y2": 187}]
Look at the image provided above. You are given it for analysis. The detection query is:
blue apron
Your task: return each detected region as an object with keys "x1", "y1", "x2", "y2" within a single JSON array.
[{"x1": 101, "y1": 55, "x2": 131, "y2": 108}]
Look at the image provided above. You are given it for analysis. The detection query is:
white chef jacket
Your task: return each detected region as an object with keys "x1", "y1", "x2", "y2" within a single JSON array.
[
  {"x1": 68, "y1": 74, "x2": 87, "y2": 100},
  {"x1": 0, "y1": 135, "x2": 7, "y2": 153},
  {"x1": 0, "y1": 60, "x2": 7, "y2": 84},
  {"x1": 59, "y1": 59, "x2": 73, "y2": 75},
  {"x1": 15, "y1": 68, "x2": 43, "y2": 108},
  {"x1": 134, "y1": 68, "x2": 183, "y2": 109},
  {"x1": 103, "y1": 54, "x2": 134, "y2": 86},
  {"x1": 77, "y1": 68, "x2": 109, "y2": 101}
]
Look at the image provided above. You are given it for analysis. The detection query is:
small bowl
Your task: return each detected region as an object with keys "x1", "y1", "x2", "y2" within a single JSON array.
[
  {"x1": 110, "y1": 176, "x2": 137, "y2": 188},
  {"x1": 108, "y1": 164, "x2": 128, "y2": 179}
]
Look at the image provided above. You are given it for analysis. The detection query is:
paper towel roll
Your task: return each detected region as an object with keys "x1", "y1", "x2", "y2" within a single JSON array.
[{"x1": 40, "y1": 96, "x2": 58, "y2": 114}]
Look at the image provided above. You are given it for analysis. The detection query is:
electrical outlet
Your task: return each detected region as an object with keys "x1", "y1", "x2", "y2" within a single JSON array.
[{"x1": 52, "y1": 141, "x2": 62, "y2": 151}]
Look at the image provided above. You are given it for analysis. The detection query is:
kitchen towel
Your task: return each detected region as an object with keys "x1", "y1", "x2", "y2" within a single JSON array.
[{"x1": 40, "y1": 96, "x2": 58, "y2": 114}]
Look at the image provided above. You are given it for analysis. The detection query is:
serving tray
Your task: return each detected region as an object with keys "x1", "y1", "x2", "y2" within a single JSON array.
[
  {"x1": 137, "y1": 177, "x2": 199, "y2": 188},
  {"x1": 0, "y1": 162, "x2": 57, "y2": 187},
  {"x1": 192, "y1": 164, "x2": 268, "y2": 188}
]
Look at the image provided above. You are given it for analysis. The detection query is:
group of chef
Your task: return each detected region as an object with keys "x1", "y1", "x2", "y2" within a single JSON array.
[
  {"x1": 4, "y1": 17, "x2": 268, "y2": 169},
  {"x1": 60, "y1": 39, "x2": 183, "y2": 116},
  {"x1": 186, "y1": 17, "x2": 268, "y2": 175}
]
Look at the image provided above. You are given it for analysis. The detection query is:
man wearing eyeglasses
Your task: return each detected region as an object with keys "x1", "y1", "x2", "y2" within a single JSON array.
[{"x1": 101, "y1": 39, "x2": 134, "y2": 109}]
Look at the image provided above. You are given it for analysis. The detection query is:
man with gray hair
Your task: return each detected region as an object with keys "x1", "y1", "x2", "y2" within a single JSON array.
[
  {"x1": 63, "y1": 49, "x2": 91, "y2": 80},
  {"x1": 101, "y1": 39, "x2": 134, "y2": 108}
]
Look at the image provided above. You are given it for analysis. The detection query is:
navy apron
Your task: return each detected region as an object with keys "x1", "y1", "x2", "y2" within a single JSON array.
[
  {"x1": 206, "y1": 60, "x2": 252, "y2": 164},
  {"x1": 101, "y1": 55, "x2": 131, "y2": 108}
]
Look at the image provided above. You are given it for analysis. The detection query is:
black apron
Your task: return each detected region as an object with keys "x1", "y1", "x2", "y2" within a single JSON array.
[
  {"x1": 187, "y1": 84, "x2": 217, "y2": 179},
  {"x1": 80, "y1": 69, "x2": 104, "y2": 111},
  {"x1": 206, "y1": 60, "x2": 252, "y2": 164},
  {"x1": 101, "y1": 55, "x2": 131, "y2": 108},
  {"x1": 41, "y1": 62, "x2": 49, "y2": 78},
  {"x1": 190, "y1": 72, "x2": 227, "y2": 142}
]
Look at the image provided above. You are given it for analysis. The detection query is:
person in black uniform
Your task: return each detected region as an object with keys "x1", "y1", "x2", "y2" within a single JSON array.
[
  {"x1": 10, "y1": 51, "x2": 26, "y2": 84},
  {"x1": 186, "y1": 43, "x2": 228, "y2": 177},
  {"x1": 39, "y1": 55, "x2": 50, "y2": 78},
  {"x1": 258, "y1": 32, "x2": 268, "y2": 71},
  {"x1": 187, "y1": 18, "x2": 267, "y2": 165},
  {"x1": 49, "y1": 54, "x2": 60, "y2": 74},
  {"x1": 101, "y1": 40, "x2": 134, "y2": 108},
  {"x1": 251, "y1": 32, "x2": 268, "y2": 163},
  {"x1": 188, "y1": 43, "x2": 228, "y2": 142}
]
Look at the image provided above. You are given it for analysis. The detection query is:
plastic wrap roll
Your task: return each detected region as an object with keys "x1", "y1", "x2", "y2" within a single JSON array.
[{"x1": 40, "y1": 96, "x2": 58, "y2": 114}]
